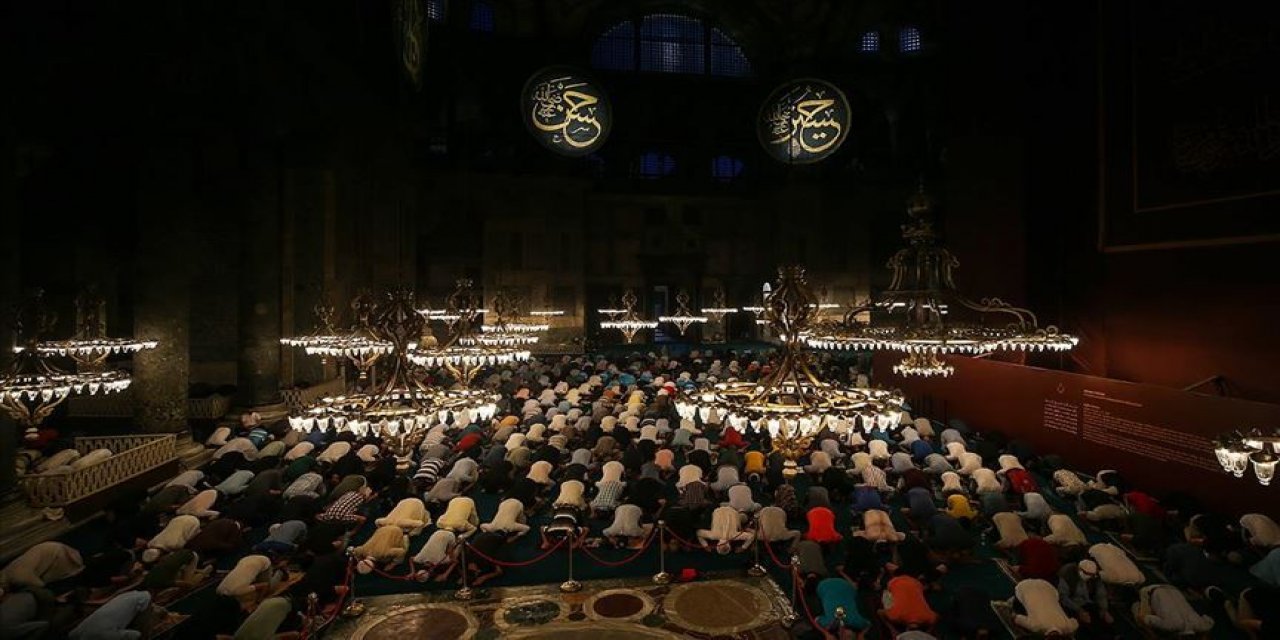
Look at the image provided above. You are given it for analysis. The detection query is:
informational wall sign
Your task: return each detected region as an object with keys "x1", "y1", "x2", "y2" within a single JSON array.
[
  {"x1": 881, "y1": 356, "x2": 1280, "y2": 516},
  {"x1": 757, "y1": 78, "x2": 851, "y2": 164},
  {"x1": 393, "y1": 0, "x2": 425, "y2": 89},
  {"x1": 521, "y1": 67, "x2": 612, "y2": 156}
]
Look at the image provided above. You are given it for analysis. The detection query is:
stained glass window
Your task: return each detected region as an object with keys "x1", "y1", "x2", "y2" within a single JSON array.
[
  {"x1": 591, "y1": 15, "x2": 750, "y2": 77},
  {"x1": 711, "y1": 155, "x2": 744, "y2": 180},
  {"x1": 899, "y1": 26, "x2": 922, "y2": 53},
  {"x1": 469, "y1": 0, "x2": 494, "y2": 32},
  {"x1": 860, "y1": 30, "x2": 880, "y2": 53}
]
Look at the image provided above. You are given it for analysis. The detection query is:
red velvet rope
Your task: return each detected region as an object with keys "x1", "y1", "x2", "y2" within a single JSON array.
[
  {"x1": 792, "y1": 565, "x2": 832, "y2": 639},
  {"x1": 578, "y1": 529, "x2": 656, "y2": 567},
  {"x1": 367, "y1": 562, "x2": 417, "y2": 581},
  {"x1": 661, "y1": 525, "x2": 705, "y2": 550},
  {"x1": 758, "y1": 532, "x2": 793, "y2": 570},
  {"x1": 463, "y1": 536, "x2": 565, "y2": 567},
  {"x1": 301, "y1": 557, "x2": 356, "y2": 640}
]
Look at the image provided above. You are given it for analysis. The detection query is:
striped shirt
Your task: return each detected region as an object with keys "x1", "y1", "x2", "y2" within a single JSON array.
[{"x1": 317, "y1": 491, "x2": 365, "y2": 524}]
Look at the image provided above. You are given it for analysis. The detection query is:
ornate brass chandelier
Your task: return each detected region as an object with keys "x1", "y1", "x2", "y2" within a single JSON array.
[
  {"x1": 281, "y1": 295, "x2": 395, "y2": 382},
  {"x1": 288, "y1": 286, "x2": 504, "y2": 465},
  {"x1": 658, "y1": 289, "x2": 708, "y2": 336},
  {"x1": 2, "y1": 290, "x2": 154, "y2": 435},
  {"x1": 892, "y1": 353, "x2": 954, "y2": 378},
  {"x1": 595, "y1": 293, "x2": 626, "y2": 321},
  {"x1": 466, "y1": 290, "x2": 541, "y2": 348},
  {"x1": 698, "y1": 287, "x2": 738, "y2": 321},
  {"x1": 1212, "y1": 429, "x2": 1279, "y2": 486},
  {"x1": 806, "y1": 185, "x2": 1077, "y2": 375},
  {"x1": 676, "y1": 266, "x2": 904, "y2": 464},
  {"x1": 600, "y1": 289, "x2": 658, "y2": 343},
  {"x1": 408, "y1": 279, "x2": 533, "y2": 384}
]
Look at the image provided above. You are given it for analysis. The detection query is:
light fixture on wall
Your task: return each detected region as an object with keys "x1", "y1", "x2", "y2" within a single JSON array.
[
  {"x1": 658, "y1": 289, "x2": 708, "y2": 336},
  {"x1": 600, "y1": 289, "x2": 659, "y2": 343},
  {"x1": 1213, "y1": 429, "x2": 1280, "y2": 486},
  {"x1": 676, "y1": 266, "x2": 903, "y2": 470},
  {"x1": 806, "y1": 183, "x2": 1077, "y2": 376},
  {"x1": 2, "y1": 290, "x2": 153, "y2": 436}
]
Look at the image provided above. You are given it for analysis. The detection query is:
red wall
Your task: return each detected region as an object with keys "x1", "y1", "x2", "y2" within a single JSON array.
[{"x1": 878, "y1": 355, "x2": 1280, "y2": 518}]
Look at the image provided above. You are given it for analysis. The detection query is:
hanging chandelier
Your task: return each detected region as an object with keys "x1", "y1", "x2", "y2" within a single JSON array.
[
  {"x1": 892, "y1": 353, "x2": 954, "y2": 378},
  {"x1": 595, "y1": 293, "x2": 626, "y2": 321},
  {"x1": 463, "y1": 290, "x2": 541, "y2": 347},
  {"x1": 675, "y1": 266, "x2": 903, "y2": 465},
  {"x1": 699, "y1": 286, "x2": 738, "y2": 321},
  {"x1": 281, "y1": 295, "x2": 395, "y2": 381},
  {"x1": 288, "y1": 287, "x2": 503, "y2": 465},
  {"x1": 806, "y1": 184, "x2": 1077, "y2": 376},
  {"x1": 2, "y1": 290, "x2": 152, "y2": 435},
  {"x1": 408, "y1": 279, "x2": 533, "y2": 384},
  {"x1": 1212, "y1": 429, "x2": 1279, "y2": 486},
  {"x1": 600, "y1": 289, "x2": 658, "y2": 343},
  {"x1": 658, "y1": 289, "x2": 708, "y2": 336}
]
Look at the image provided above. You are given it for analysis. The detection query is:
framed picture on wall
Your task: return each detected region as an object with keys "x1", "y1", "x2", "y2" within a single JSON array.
[{"x1": 1097, "y1": 1, "x2": 1280, "y2": 251}]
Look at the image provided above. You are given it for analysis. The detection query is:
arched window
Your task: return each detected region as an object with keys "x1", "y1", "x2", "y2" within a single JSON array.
[
  {"x1": 591, "y1": 14, "x2": 751, "y2": 77},
  {"x1": 859, "y1": 30, "x2": 880, "y2": 53},
  {"x1": 469, "y1": 0, "x2": 494, "y2": 32},
  {"x1": 710, "y1": 155, "x2": 744, "y2": 181},
  {"x1": 427, "y1": 0, "x2": 446, "y2": 22},
  {"x1": 636, "y1": 152, "x2": 676, "y2": 178},
  {"x1": 899, "y1": 26, "x2": 922, "y2": 53}
]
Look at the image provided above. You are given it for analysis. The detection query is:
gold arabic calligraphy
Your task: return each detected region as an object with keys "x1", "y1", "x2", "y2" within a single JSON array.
[
  {"x1": 767, "y1": 84, "x2": 845, "y2": 158},
  {"x1": 530, "y1": 76, "x2": 604, "y2": 149}
]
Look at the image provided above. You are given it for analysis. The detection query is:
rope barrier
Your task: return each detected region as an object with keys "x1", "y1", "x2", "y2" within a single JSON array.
[
  {"x1": 367, "y1": 562, "x2": 418, "y2": 581},
  {"x1": 578, "y1": 529, "x2": 656, "y2": 567},
  {"x1": 758, "y1": 532, "x2": 794, "y2": 570},
  {"x1": 792, "y1": 565, "x2": 832, "y2": 640},
  {"x1": 301, "y1": 557, "x2": 356, "y2": 640},
  {"x1": 463, "y1": 536, "x2": 565, "y2": 567},
  {"x1": 661, "y1": 525, "x2": 705, "y2": 550}
]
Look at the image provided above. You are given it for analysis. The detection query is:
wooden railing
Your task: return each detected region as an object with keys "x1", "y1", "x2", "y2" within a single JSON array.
[{"x1": 19, "y1": 434, "x2": 177, "y2": 508}]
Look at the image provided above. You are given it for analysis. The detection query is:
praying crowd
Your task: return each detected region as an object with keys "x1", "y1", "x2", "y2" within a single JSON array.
[{"x1": 1, "y1": 350, "x2": 1278, "y2": 639}]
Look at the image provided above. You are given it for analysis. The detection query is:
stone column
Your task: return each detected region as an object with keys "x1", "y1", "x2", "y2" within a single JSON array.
[
  {"x1": 236, "y1": 151, "x2": 283, "y2": 407},
  {"x1": 133, "y1": 146, "x2": 192, "y2": 433},
  {"x1": 1, "y1": 126, "x2": 20, "y2": 491}
]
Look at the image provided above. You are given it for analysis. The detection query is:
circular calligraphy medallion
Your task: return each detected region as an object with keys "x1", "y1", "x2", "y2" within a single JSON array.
[
  {"x1": 393, "y1": 0, "x2": 425, "y2": 89},
  {"x1": 757, "y1": 78, "x2": 851, "y2": 164},
  {"x1": 521, "y1": 66, "x2": 612, "y2": 156}
]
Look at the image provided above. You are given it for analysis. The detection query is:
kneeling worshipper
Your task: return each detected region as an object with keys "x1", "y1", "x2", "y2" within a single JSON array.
[
  {"x1": 480, "y1": 498, "x2": 532, "y2": 537},
  {"x1": 815, "y1": 577, "x2": 871, "y2": 635},
  {"x1": 0, "y1": 541, "x2": 84, "y2": 591},
  {"x1": 1009, "y1": 578, "x2": 1079, "y2": 636},
  {"x1": 1133, "y1": 584, "x2": 1214, "y2": 635},
  {"x1": 316, "y1": 485, "x2": 373, "y2": 529},
  {"x1": 465, "y1": 531, "x2": 511, "y2": 587},
  {"x1": 186, "y1": 518, "x2": 246, "y2": 559},
  {"x1": 69, "y1": 590, "x2": 161, "y2": 640},
  {"x1": 140, "y1": 549, "x2": 211, "y2": 594},
  {"x1": 411, "y1": 530, "x2": 460, "y2": 582},
  {"x1": 353, "y1": 525, "x2": 410, "y2": 571},
  {"x1": 253, "y1": 520, "x2": 307, "y2": 557},
  {"x1": 805, "y1": 506, "x2": 843, "y2": 544},
  {"x1": 698, "y1": 505, "x2": 755, "y2": 553},
  {"x1": 225, "y1": 596, "x2": 298, "y2": 640},
  {"x1": 724, "y1": 484, "x2": 761, "y2": 514},
  {"x1": 602, "y1": 504, "x2": 652, "y2": 548},
  {"x1": 216, "y1": 554, "x2": 282, "y2": 608},
  {"x1": 142, "y1": 515, "x2": 202, "y2": 563},
  {"x1": 878, "y1": 571, "x2": 938, "y2": 632},
  {"x1": 795, "y1": 539, "x2": 830, "y2": 584},
  {"x1": 991, "y1": 511, "x2": 1030, "y2": 550},
  {"x1": 1163, "y1": 542, "x2": 1235, "y2": 591},
  {"x1": 436, "y1": 495, "x2": 481, "y2": 539},
  {"x1": 175, "y1": 489, "x2": 221, "y2": 519},
  {"x1": 1057, "y1": 560, "x2": 1113, "y2": 631},
  {"x1": 1043, "y1": 513, "x2": 1088, "y2": 548},
  {"x1": 856, "y1": 509, "x2": 906, "y2": 543},
  {"x1": 756, "y1": 506, "x2": 801, "y2": 545},
  {"x1": 1089, "y1": 542, "x2": 1146, "y2": 587},
  {"x1": 1011, "y1": 536, "x2": 1060, "y2": 581},
  {"x1": 1252, "y1": 548, "x2": 1280, "y2": 587},
  {"x1": 375, "y1": 498, "x2": 431, "y2": 535},
  {"x1": 1241, "y1": 513, "x2": 1280, "y2": 550}
]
